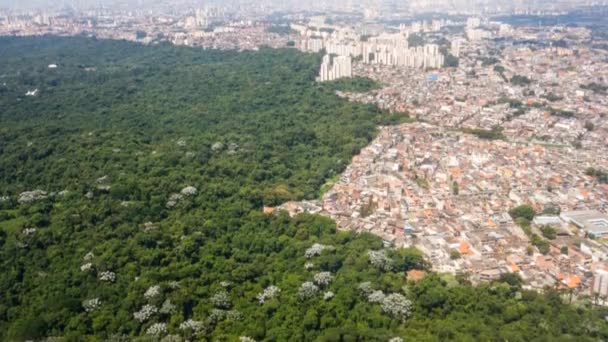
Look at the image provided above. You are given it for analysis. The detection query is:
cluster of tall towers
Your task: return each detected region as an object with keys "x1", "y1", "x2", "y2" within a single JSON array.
[
  {"x1": 317, "y1": 54, "x2": 353, "y2": 82},
  {"x1": 302, "y1": 35, "x2": 445, "y2": 70}
]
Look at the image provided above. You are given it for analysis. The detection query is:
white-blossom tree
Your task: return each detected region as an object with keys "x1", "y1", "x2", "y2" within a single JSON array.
[
  {"x1": 144, "y1": 285, "x2": 161, "y2": 299},
  {"x1": 160, "y1": 299, "x2": 176, "y2": 314},
  {"x1": 211, "y1": 142, "x2": 225, "y2": 151},
  {"x1": 381, "y1": 293, "x2": 412, "y2": 322},
  {"x1": 368, "y1": 249, "x2": 394, "y2": 271},
  {"x1": 160, "y1": 334, "x2": 181, "y2": 342},
  {"x1": 133, "y1": 304, "x2": 158, "y2": 323},
  {"x1": 298, "y1": 281, "x2": 319, "y2": 300},
  {"x1": 166, "y1": 193, "x2": 184, "y2": 208},
  {"x1": 83, "y1": 251, "x2": 94, "y2": 261},
  {"x1": 179, "y1": 319, "x2": 205, "y2": 336},
  {"x1": 305, "y1": 243, "x2": 335, "y2": 259},
  {"x1": 22, "y1": 228, "x2": 36, "y2": 236},
  {"x1": 358, "y1": 282, "x2": 374, "y2": 298},
  {"x1": 389, "y1": 338, "x2": 404, "y2": 342},
  {"x1": 208, "y1": 308, "x2": 242, "y2": 324},
  {"x1": 146, "y1": 322, "x2": 167, "y2": 336},
  {"x1": 80, "y1": 263, "x2": 94, "y2": 273},
  {"x1": 82, "y1": 298, "x2": 101, "y2": 312},
  {"x1": 367, "y1": 290, "x2": 386, "y2": 304},
  {"x1": 98, "y1": 271, "x2": 116, "y2": 282},
  {"x1": 239, "y1": 337, "x2": 256, "y2": 342},
  {"x1": 180, "y1": 186, "x2": 198, "y2": 196},
  {"x1": 313, "y1": 272, "x2": 333, "y2": 287},
  {"x1": 256, "y1": 285, "x2": 281, "y2": 304},
  {"x1": 323, "y1": 291, "x2": 334, "y2": 301},
  {"x1": 210, "y1": 291, "x2": 232, "y2": 309}
]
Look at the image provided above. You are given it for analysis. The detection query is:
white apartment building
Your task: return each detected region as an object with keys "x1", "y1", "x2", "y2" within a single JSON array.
[{"x1": 317, "y1": 55, "x2": 352, "y2": 82}]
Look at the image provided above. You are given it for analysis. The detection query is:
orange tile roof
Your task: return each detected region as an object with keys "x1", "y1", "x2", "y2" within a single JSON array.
[
  {"x1": 566, "y1": 275, "x2": 581, "y2": 289},
  {"x1": 448, "y1": 167, "x2": 461, "y2": 178},
  {"x1": 263, "y1": 206, "x2": 275, "y2": 215},
  {"x1": 407, "y1": 269, "x2": 426, "y2": 281},
  {"x1": 459, "y1": 241, "x2": 471, "y2": 255},
  {"x1": 549, "y1": 176, "x2": 563, "y2": 184}
]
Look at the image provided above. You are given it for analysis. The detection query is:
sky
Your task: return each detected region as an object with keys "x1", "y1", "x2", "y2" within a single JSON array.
[{"x1": 0, "y1": 0, "x2": 594, "y2": 12}]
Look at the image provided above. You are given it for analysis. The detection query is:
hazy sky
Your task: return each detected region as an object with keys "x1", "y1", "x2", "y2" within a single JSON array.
[
  {"x1": 0, "y1": 0, "x2": 171, "y2": 9},
  {"x1": 0, "y1": 0, "x2": 590, "y2": 11}
]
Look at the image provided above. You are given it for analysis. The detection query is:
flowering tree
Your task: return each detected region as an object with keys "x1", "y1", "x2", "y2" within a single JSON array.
[
  {"x1": 368, "y1": 250, "x2": 394, "y2": 271},
  {"x1": 146, "y1": 322, "x2": 167, "y2": 336},
  {"x1": 358, "y1": 282, "x2": 374, "y2": 297},
  {"x1": 82, "y1": 298, "x2": 101, "y2": 312},
  {"x1": 144, "y1": 285, "x2": 161, "y2": 299},
  {"x1": 80, "y1": 263, "x2": 93, "y2": 273},
  {"x1": 305, "y1": 243, "x2": 335, "y2": 259},
  {"x1": 180, "y1": 186, "x2": 198, "y2": 196},
  {"x1": 257, "y1": 285, "x2": 281, "y2": 304},
  {"x1": 298, "y1": 281, "x2": 319, "y2": 300},
  {"x1": 179, "y1": 319, "x2": 205, "y2": 336},
  {"x1": 160, "y1": 299, "x2": 176, "y2": 314},
  {"x1": 133, "y1": 304, "x2": 158, "y2": 323},
  {"x1": 368, "y1": 290, "x2": 386, "y2": 304},
  {"x1": 98, "y1": 271, "x2": 116, "y2": 282},
  {"x1": 381, "y1": 293, "x2": 412, "y2": 322},
  {"x1": 211, "y1": 291, "x2": 232, "y2": 309},
  {"x1": 313, "y1": 272, "x2": 333, "y2": 287}
]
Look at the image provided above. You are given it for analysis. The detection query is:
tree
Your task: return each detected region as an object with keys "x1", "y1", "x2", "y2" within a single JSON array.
[
  {"x1": 531, "y1": 235, "x2": 550, "y2": 255},
  {"x1": 368, "y1": 250, "x2": 394, "y2": 271},
  {"x1": 444, "y1": 54, "x2": 459, "y2": 68},
  {"x1": 298, "y1": 282, "x2": 319, "y2": 300},
  {"x1": 408, "y1": 34, "x2": 424, "y2": 47},
  {"x1": 135, "y1": 30, "x2": 147, "y2": 40},
  {"x1": 540, "y1": 225, "x2": 557, "y2": 240},
  {"x1": 498, "y1": 273, "x2": 523, "y2": 287},
  {"x1": 509, "y1": 205, "x2": 536, "y2": 221},
  {"x1": 381, "y1": 294, "x2": 412, "y2": 322},
  {"x1": 510, "y1": 75, "x2": 532, "y2": 86}
]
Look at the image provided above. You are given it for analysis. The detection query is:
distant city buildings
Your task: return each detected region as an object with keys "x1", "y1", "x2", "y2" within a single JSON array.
[
  {"x1": 318, "y1": 54, "x2": 352, "y2": 82},
  {"x1": 298, "y1": 22, "x2": 445, "y2": 70},
  {"x1": 451, "y1": 38, "x2": 464, "y2": 57},
  {"x1": 466, "y1": 17, "x2": 481, "y2": 29},
  {"x1": 593, "y1": 269, "x2": 608, "y2": 303},
  {"x1": 561, "y1": 211, "x2": 608, "y2": 238}
]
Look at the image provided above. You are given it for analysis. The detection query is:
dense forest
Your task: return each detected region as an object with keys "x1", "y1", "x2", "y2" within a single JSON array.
[{"x1": 1, "y1": 36, "x2": 608, "y2": 341}]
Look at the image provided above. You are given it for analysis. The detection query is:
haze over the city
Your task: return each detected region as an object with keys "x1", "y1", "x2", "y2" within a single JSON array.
[{"x1": 2, "y1": 0, "x2": 604, "y2": 12}]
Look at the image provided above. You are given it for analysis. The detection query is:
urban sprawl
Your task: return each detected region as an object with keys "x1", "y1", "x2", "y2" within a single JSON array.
[{"x1": 3, "y1": 2, "x2": 608, "y2": 303}]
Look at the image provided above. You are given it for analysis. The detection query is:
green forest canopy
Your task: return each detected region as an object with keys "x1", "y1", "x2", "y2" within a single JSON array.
[{"x1": 0, "y1": 36, "x2": 607, "y2": 341}]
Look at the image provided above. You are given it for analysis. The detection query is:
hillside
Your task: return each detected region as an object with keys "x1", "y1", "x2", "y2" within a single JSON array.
[{"x1": 0, "y1": 37, "x2": 607, "y2": 341}]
